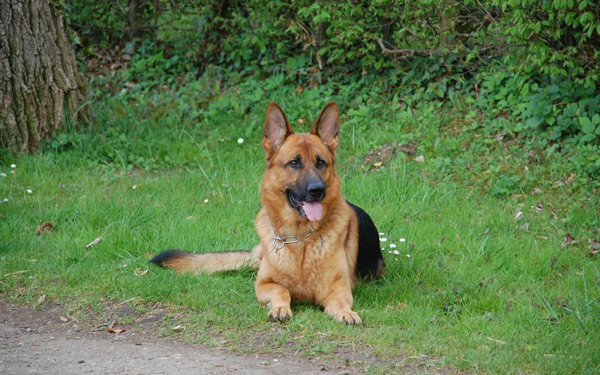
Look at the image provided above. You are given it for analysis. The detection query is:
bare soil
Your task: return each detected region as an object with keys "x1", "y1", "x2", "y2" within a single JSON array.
[
  {"x1": 1, "y1": 298, "x2": 459, "y2": 374},
  {"x1": 0, "y1": 299, "x2": 354, "y2": 375}
]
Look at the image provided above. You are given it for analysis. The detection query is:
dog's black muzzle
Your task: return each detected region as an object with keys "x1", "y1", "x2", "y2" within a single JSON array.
[{"x1": 286, "y1": 179, "x2": 326, "y2": 218}]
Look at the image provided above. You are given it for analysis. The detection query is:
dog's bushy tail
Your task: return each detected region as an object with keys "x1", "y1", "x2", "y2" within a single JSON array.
[{"x1": 149, "y1": 250, "x2": 258, "y2": 274}]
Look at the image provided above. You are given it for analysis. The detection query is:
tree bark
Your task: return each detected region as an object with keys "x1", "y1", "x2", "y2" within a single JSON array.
[
  {"x1": 439, "y1": 0, "x2": 456, "y2": 48},
  {"x1": 0, "y1": 0, "x2": 89, "y2": 152}
]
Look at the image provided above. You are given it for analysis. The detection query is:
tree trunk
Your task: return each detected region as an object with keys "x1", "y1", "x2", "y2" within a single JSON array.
[
  {"x1": 438, "y1": 0, "x2": 456, "y2": 48},
  {"x1": 0, "y1": 0, "x2": 89, "y2": 152}
]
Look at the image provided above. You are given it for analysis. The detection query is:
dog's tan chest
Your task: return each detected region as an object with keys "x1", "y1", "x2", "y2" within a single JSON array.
[{"x1": 264, "y1": 237, "x2": 350, "y2": 303}]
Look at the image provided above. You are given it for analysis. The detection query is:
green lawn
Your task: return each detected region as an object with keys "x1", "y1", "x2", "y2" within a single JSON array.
[{"x1": 1, "y1": 79, "x2": 598, "y2": 375}]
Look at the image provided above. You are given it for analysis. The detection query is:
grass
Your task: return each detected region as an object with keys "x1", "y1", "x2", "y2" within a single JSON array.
[{"x1": 1, "y1": 77, "x2": 599, "y2": 375}]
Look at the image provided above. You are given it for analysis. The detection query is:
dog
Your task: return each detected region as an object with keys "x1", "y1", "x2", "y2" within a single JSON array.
[{"x1": 150, "y1": 102, "x2": 385, "y2": 325}]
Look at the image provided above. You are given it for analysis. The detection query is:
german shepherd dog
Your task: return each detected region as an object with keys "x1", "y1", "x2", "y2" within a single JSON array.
[{"x1": 150, "y1": 102, "x2": 385, "y2": 325}]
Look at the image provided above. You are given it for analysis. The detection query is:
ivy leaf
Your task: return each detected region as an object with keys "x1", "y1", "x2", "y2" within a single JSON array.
[
  {"x1": 526, "y1": 116, "x2": 543, "y2": 129},
  {"x1": 580, "y1": 117, "x2": 595, "y2": 134},
  {"x1": 580, "y1": 133, "x2": 597, "y2": 143}
]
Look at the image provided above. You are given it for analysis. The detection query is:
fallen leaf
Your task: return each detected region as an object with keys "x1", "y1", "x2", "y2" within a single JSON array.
[
  {"x1": 85, "y1": 237, "x2": 103, "y2": 249},
  {"x1": 514, "y1": 211, "x2": 524, "y2": 221},
  {"x1": 362, "y1": 142, "x2": 417, "y2": 170},
  {"x1": 561, "y1": 233, "x2": 579, "y2": 247},
  {"x1": 521, "y1": 222, "x2": 530, "y2": 232},
  {"x1": 566, "y1": 173, "x2": 575, "y2": 185},
  {"x1": 589, "y1": 239, "x2": 599, "y2": 257},
  {"x1": 171, "y1": 324, "x2": 186, "y2": 332},
  {"x1": 386, "y1": 302, "x2": 408, "y2": 311},
  {"x1": 37, "y1": 295, "x2": 46, "y2": 304},
  {"x1": 36, "y1": 221, "x2": 55, "y2": 235},
  {"x1": 532, "y1": 202, "x2": 544, "y2": 212},
  {"x1": 531, "y1": 187, "x2": 542, "y2": 195},
  {"x1": 134, "y1": 268, "x2": 149, "y2": 277},
  {"x1": 414, "y1": 155, "x2": 425, "y2": 163},
  {"x1": 107, "y1": 328, "x2": 126, "y2": 334}
]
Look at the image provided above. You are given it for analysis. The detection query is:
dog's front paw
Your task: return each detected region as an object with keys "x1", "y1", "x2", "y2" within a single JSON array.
[
  {"x1": 335, "y1": 309, "x2": 362, "y2": 325},
  {"x1": 267, "y1": 305, "x2": 293, "y2": 322}
]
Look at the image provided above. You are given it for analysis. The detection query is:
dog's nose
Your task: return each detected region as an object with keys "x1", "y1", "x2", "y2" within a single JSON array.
[{"x1": 307, "y1": 181, "x2": 325, "y2": 200}]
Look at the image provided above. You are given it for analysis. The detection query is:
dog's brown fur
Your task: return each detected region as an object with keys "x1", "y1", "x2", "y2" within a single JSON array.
[{"x1": 151, "y1": 102, "x2": 384, "y2": 324}]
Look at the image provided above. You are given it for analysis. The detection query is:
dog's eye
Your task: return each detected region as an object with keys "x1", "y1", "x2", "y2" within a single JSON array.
[
  {"x1": 316, "y1": 157, "x2": 327, "y2": 169},
  {"x1": 287, "y1": 159, "x2": 301, "y2": 169}
]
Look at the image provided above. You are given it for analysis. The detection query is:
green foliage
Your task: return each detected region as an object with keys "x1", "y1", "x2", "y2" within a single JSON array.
[
  {"x1": 471, "y1": 60, "x2": 600, "y2": 184},
  {"x1": 66, "y1": 0, "x2": 600, "y2": 77},
  {"x1": 497, "y1": 0, "x2": 600, "y2": 81},
  {"x1": 51, "y1": 0, "x2": 600, "y2": 187}
]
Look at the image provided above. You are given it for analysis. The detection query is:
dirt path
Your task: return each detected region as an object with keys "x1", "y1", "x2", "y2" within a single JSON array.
[{"x1": 0, "y1": 300, "x2": 355, "y2": 375}]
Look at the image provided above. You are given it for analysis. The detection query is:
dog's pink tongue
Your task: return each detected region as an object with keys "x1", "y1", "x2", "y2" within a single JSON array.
[{"x1": 302, "y1": 201, "x2": 323, "y2": 221}]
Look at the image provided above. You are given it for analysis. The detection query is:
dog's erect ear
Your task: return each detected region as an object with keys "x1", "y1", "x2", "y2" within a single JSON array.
[
  {"x1": 263, "y1": 102, "x2": 294, "y2": 158},
  {"x1": 311, "y1": 102, "x2": 339, "y2": 151}
]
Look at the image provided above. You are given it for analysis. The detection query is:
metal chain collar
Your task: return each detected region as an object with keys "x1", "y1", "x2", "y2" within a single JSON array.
[{"x1": 271, "y1": 225, "x2": 314, "y2": 251}]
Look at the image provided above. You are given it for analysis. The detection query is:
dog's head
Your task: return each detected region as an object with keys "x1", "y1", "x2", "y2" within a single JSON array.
[{"x1": 261, "y1": 102, "x2": 341, "y2": 222}]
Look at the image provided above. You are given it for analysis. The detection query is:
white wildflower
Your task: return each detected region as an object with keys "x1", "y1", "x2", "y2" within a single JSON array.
[
  {"x1": 0, "y1": 173, "x2": 6, "y2": 177},
  {"x1": 393, "y1": 250, "x2": 400, "y2": 255},
  {"x1": 237, "y1": 138, "x2": 244, "y2": 144},
  {"x1": 204, "y1": 199, "x2": 209, "y2": 203},
  {"x1": 399, "y1": 238, "x2": 406, "y2": 242},
  {"x1": 389, "y1": 243, "x2": 396, "y2": 248},
  {"x1": 10, "y1": 164, "x2": 16, "y2": 168},
  {"x1": 26, "y1": 189, "x2": 33, "y2": 194}
]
